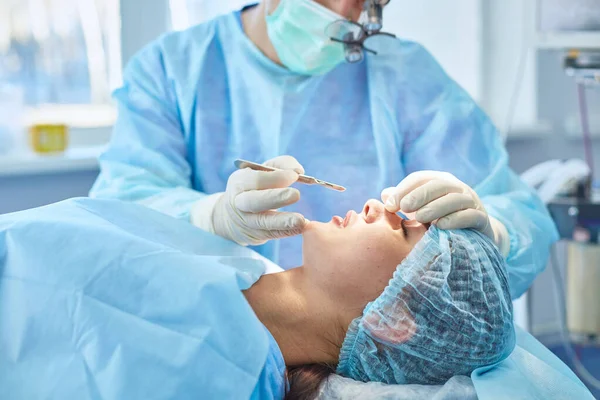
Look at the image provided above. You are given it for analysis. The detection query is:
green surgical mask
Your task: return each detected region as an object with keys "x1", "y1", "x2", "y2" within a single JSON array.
[{"x1": 266, "y1": 0, "x2": 347, "y2": 76}]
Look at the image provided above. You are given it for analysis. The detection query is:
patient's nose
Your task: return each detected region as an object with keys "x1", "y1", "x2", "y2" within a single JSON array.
[{"x1": 362, "y1": 199, "x2": 385, "y2": 222}]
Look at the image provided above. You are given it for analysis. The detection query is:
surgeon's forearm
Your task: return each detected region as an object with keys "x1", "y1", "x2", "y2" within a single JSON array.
[
  {"x1": 136, "y1": 187, "x2": 209, "y2": 220},
  {"x1": 91, "y1": 173, "x2": 207, "y2": 221}
]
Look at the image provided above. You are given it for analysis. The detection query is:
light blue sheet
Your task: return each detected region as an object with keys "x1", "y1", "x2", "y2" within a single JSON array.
[
  {"x1": 472, "y1": 326, "x2": 595, "y2": 400},
  {"x1": 90, "y1": 7, "x2": 558, "y2": 299},
  {"x1": 0, "y1": 198, "x2": 285, "y2": 399}
]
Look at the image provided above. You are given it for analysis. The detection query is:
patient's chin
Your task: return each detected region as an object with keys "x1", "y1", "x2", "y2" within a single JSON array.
[
  {"x1": 301, "y1": 221, "x2": 320, "y2": 242},
  {"x1": 302, "y1": 221, "x2": 319, "y2": 233},
  {"x1": 301, "y1": 221, "x2": 335, "y2": 253}
]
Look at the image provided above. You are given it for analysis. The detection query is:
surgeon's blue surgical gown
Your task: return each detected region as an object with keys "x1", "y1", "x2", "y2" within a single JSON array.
[{"x1": 90, "y1": 7, "x2": 558, "y2": 299}]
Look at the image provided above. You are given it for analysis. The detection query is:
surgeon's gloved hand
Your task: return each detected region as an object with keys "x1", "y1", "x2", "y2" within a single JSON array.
[
  {"x1": 381, "y1": 171, "x2": 510, "y2": 257},
  {"x1": 191, "y1": 156, "x2": 308, "y2": 246}
]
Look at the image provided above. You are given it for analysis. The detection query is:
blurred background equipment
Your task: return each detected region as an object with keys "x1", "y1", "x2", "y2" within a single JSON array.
[
  {"x1": 0, "y1": 0, "x2": 121, "y2": 106},
  {"x1": 0, "y1": 83, "x2": 24, "y2": 154},
  {"x1": 539, "y1": 0, "x2": 600, "y2": 32},
  {"x1": 0, "y1": 0, "x2": 120, "y2": 156},
  {"x1": 517, "y1": 0, "x2": 600, "y2": 391},
  {"x1": 29, "y1": 123, "x2": 68, "y2": 153}
]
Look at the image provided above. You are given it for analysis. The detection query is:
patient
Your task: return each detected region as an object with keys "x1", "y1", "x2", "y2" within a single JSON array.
[
  {"x1": 246, "y1": 199, "x2": 515, "y2": 399},
  {"x1": 0, "y1": 197, "x2": 514, "y2": 400}
]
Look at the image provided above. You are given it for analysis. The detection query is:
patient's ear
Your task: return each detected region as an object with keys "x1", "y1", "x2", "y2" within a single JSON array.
[{"x1": 362, "y1": 305, "x2": 417, "y2": 345}]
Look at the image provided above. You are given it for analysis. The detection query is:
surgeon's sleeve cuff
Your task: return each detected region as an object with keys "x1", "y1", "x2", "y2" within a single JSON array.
[{"x1": 190, "y1": 192, "x2": 223, "y2": 234}]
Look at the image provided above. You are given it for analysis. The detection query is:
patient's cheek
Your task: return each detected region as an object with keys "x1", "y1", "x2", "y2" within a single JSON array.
[{"x1": 366, "y1": 234, "x2": 408, "y2": 265}]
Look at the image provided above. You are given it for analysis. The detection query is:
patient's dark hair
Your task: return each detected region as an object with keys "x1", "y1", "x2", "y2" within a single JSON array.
[{"x1": 285, "y1": 364, "x2": 335, "y2": 400}]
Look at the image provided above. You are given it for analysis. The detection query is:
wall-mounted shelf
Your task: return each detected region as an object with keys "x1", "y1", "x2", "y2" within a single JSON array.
[
  {"x1": 0, "y1": 146, "x2": 105, "y2": 178},
  {"x1": 536, "y1": 32, "x2": 600, "y2": 50},
  {"x1": 505, "y1": 121, "x2": 554, "y2": 140}
]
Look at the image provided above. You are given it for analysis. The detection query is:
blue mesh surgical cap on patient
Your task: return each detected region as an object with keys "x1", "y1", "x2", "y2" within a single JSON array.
[{"x1": 337, "y1": 226, "x2": 516, "y2": 385}]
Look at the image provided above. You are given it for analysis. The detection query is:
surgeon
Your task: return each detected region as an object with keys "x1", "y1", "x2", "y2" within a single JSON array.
[{"x1": 90, "y1": 0, "x2": 558, "y2": 299}]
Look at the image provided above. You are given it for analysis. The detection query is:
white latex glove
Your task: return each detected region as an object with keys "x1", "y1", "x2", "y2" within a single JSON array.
[
  {"x1": 381, "y1": 171, "x2": 510, "y2": 257},
  {"x1": 191, "y1": 156, "x2": 308, "y2": 246}
]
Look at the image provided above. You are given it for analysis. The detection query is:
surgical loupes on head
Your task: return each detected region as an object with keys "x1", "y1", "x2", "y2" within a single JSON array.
[
  {"x1": 326, "y1": 0, "x2": 395, "y2": 64},
  {"x1": 363, "y1": 0, "x2": 391, "y2": 33}
]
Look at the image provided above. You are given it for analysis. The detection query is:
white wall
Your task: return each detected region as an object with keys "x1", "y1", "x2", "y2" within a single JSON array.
[{"x1": 483, "y1": 0, "x2": 540, "y2": 134}]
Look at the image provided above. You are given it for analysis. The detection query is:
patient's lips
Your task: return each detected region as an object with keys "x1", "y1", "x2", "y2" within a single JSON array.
[
  {"x1": 343, "y1": 210, "x2": 356, "y2": 228},
  {"x1": 329, "y1": 211, "x2": 356, "y2": 229},
  {"x1": 332, "y1": 215, "x2": 344, "y2": 227}
]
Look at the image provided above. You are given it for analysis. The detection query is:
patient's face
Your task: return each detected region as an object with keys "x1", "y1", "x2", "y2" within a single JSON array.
[{"x1": 303, "y1": 199, "x2": 428, "y2": 308}]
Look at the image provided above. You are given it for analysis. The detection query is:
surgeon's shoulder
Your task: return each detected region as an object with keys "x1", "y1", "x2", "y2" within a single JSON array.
[
  {"x1": 367, "y1": 37, "x2": 461, "y2": 105},
  {"x1": 124, "y1": 13, "x2": 234, "y2": 80},
  {"x1": 392, "y1": 39, "x2": 449, "y2": 83}
]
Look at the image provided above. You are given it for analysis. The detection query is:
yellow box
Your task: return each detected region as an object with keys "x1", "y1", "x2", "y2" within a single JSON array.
[{"x1": 29, "y1": 124, "x2": 69, "y2": 153}]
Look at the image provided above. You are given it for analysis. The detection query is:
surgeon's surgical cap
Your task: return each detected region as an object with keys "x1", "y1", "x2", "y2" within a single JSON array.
[{"x1": 337, "y1": 227, "x2": 516, "y2": 385}]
